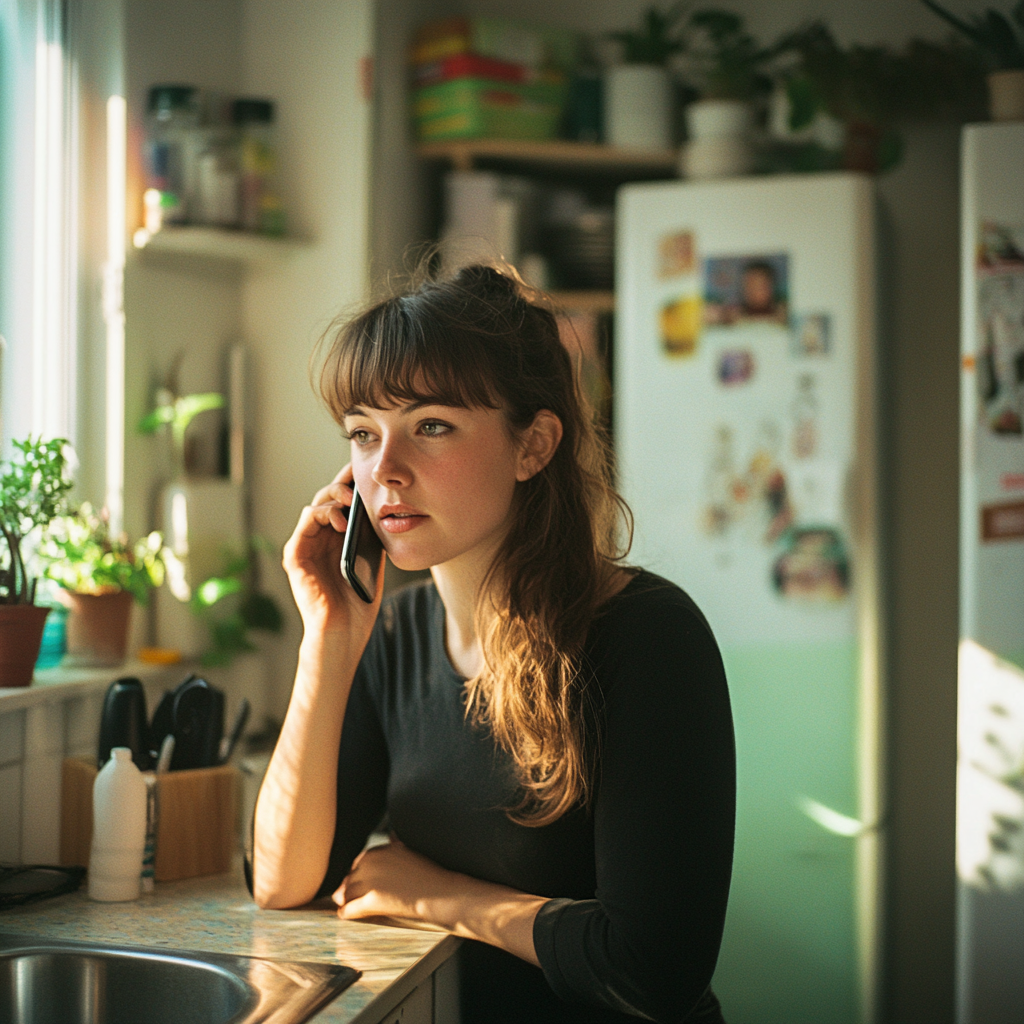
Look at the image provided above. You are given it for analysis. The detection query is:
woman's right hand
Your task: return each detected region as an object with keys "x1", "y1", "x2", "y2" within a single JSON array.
[{"x1": 282, "y1": 464, "x2": 383, "y2": 634}]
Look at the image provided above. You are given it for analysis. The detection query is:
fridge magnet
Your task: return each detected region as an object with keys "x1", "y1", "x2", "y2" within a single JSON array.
[
  {"x1": 771, "y1": 526, "x2": 850, "y2": 601},
  {"x1": 791, "y1": 313, "x2": 831, "y2": 357},
  {"x1": 976, "y1": 244, "x2": 1024, "y2": 436},
  {"x1": 790, "y1": 374, "x2": 820, "y2": 460},
  {"x1": 703, "y1": 253, "x2": 789, "y2": 327},
  {"x1": 717, "y1": 349, "x2": 755, "y2": 386},
  {"x1": 660, "y1": 295, "x2": 702, "y2": 357},
  {"x1": 980, "y1": 500, "x2": 1024, "y2": 543},
  {"x1": 658, "y1": 230, "x2": 697, "y2": 278}
]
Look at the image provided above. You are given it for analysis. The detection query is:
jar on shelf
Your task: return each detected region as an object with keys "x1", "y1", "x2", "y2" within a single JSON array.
[
  {"x1": 194, "y1": 131, "x2": 241, "y2": 228},
  {"x1": 145, "y1": 85, "x2": 199, "y2": 225},
  {"x1": 233, "y1": 99, "x2": 284, "y2": 235}
]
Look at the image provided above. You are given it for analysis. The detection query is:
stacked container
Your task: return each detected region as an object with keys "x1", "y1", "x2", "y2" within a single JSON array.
[{"x1": 410, "y1": 17, "x2": 576, "y2": 143}]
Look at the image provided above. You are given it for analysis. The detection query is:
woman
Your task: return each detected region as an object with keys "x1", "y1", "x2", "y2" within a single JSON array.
[{"x1": 253, "y1": 265, "x2": 735, "y2": 1023}]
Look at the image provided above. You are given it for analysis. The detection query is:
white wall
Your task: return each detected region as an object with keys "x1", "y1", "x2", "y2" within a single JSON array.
[{"x1": 240, "y1": 0, "x2": 373, "y2": 720}]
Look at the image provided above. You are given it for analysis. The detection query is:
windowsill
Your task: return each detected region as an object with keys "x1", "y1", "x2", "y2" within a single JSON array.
[{"x1": 0, "y1": 660, "x2": 191, "y2": 713}]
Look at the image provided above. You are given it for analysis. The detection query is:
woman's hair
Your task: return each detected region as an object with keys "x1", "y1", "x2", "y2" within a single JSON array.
[{"x1": 315, "y1": 263, "x2": 632, "y2": 826}]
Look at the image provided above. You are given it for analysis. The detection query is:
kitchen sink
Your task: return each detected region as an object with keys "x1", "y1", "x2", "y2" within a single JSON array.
[{"x1": 0, "y1": 932, "x2": 359, "y2": 1024}]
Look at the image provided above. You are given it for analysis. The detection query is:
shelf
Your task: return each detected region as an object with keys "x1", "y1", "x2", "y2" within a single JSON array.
[
  {"x1": 544, "y1": 290, "x2": 615, "y2": 314},
  {"x1": 132, "y1": 225, "x2": 310, "y2": 266},
  {"x1": 416, "y1": 139, "x2": 677, "y2": 177}
]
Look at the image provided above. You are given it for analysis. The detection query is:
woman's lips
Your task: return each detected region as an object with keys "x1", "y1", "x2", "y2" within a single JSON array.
[{"x1": 378, "y1": 509, "x2": 428, "y2": 534}]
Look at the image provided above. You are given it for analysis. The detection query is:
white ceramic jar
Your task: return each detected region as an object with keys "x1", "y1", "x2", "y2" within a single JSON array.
[
  {"x1": 680, "y1": 98, "x2": 754, "y2": 180},
  {"x1": 604, "y1": 64, "x2": 672, "y2": 151},
  {"x1": 89, "y1": 747, "x2": 148, "y2": 902}
]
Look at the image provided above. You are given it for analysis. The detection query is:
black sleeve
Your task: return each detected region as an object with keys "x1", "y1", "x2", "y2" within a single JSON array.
[
  {"x1": 314, "y1": 629, "x2": 391, "y2": 900},
  {"x1": 532, "y1": 588, "x2": 736, "y2": 1023}
]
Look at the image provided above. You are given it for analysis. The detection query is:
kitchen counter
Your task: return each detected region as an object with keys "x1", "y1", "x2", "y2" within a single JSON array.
[{"x1": 0, "y1": 862, "x2": 460, "y2": 1023}]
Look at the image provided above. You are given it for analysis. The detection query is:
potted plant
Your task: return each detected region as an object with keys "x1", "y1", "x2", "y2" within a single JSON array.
[
  {"x1": 0, "y1": 437, "x2": 72, "y2": 687},
  {"x1": 770, "y1": 23, "x2": 987, "y2": 173},
  {"x1": 678, "y1": 9, "x2": 776, "y2": 178},
  {"x1": 36, "y1": 503, "x2": 165, "y2": 667},
  {"x1": 606, "y1": 3, "x2": 688, "y2": 150},
  {"x1": 920, "y1": 0, "x2": 1024, "y2": 121}
]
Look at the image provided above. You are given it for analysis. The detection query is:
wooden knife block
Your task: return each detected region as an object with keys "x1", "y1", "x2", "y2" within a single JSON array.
[{"x1": 61, "y1": 757, "x2": 240, "y2": 882}]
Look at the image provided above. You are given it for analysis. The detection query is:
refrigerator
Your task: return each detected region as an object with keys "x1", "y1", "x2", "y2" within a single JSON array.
[
  {"x1": 956, "y1": 123, "x2": 1024, "y2": 1024},
  {"x1": 615, "y1": 174, "x2": 882, "y2": 1024}
]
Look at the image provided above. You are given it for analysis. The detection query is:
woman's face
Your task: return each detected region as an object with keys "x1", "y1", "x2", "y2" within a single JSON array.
[{"x1": 343, "y1": 400, "x2": 525, "y2": 574}]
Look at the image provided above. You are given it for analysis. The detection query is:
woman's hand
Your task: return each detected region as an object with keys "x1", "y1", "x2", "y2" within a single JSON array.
[
  {"x1": 333, "y1": 839, "x2": 546, "y2": 967},
  {"x1": 282, "y1": 464, "x2": 382, "y2": 634}
]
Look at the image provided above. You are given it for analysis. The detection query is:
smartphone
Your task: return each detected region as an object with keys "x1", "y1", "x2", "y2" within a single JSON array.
[{"x1": 340, "y1": 484, "x2": 384, "y2": 603}]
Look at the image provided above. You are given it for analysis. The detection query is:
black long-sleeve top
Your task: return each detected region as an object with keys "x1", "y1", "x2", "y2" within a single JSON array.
[{"x1": 317, "y1": 570, "x2": 736, "y2": 1023}]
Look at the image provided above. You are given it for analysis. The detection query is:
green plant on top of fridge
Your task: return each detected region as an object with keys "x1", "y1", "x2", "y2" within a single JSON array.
[
  {"x1": 0, "y1": 438, "x2": 73, "y2": 606},
  {"x1": 189, "y1": 538, "x2": 283, "y2": 667},
  {"x1": 37, "y1": 503, "x2": 165, "y2": 604},
  {"x1": 920, "y1": 0, "x2": 1024, "y2": 69},
  {"x1": 608, "y1": 2, "x2": 688, "y2": 65},
  {"x1": 680, "y1": 9, "x2": 777, "y2": 100}
]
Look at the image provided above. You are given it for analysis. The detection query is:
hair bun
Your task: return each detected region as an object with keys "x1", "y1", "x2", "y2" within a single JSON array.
[{"x1": 454, "y1": 264, "x2": 522, "y2": 301}]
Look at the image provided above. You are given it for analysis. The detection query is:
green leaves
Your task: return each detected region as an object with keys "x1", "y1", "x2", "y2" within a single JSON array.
[
  {"x1": 609, "y1": 2, "x2": 688, "y2": 66},
  {"x1": 137, "y1": 391, "x2": 225, "y2": 475},
  {"x1": 36, "y1": 503, "x2": 165, "y2": 604},
  {"x1": 0, "y1": 437, "x2": 72, "y2": 604},
  {"x1": 187, "y1": 541, "x2": 284, "y2": 667},
  {"x1": 920, "y1": 0, "x2": 1024, "y2": 70}
]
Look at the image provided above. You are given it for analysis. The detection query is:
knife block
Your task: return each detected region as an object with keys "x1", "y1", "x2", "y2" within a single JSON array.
[{"x1": 60, "y1": 757, "x2": 240, "y2": 882}]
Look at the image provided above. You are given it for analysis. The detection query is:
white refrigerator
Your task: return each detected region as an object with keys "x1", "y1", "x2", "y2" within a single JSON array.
[
  {"x1": 956, "y1": 122, "x2": 1024, "y2": 1024},
  {"x1": 615, "y1": 174, "x2": 883, "y2": 1024}
]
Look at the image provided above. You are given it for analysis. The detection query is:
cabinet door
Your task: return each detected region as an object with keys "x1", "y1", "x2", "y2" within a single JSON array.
[{"x1": 379, "y1": 978, "x2": 432, "y2": 1024}]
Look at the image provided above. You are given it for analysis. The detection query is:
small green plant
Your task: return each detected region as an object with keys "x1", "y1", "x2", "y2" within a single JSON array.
[
  {"x1": 609, "y1": 2, "x2": 688, "y2": 65},
  {"x1": 0, "y1": 438, "x2": 73, "y2": 605},
  {"x1": 681, "y1": 9, "x2": 776, "y2": 100},
  {"x1": 137, "y1": 389, "x2": 225, "y2": 477},
  {"x1": 37, "y1": 503, "x2": 165, "y2": 603},
  {"x1": 189, "y1": 539, "x2": 283, "y2": 666},
  {"x1": 920, "y1": 0, "x2": 1024, "y2": 70}
]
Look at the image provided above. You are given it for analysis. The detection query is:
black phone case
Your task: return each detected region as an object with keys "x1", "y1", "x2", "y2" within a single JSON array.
[{"x1": 341, "y1": 486, "x2": 382, "y2": 603}]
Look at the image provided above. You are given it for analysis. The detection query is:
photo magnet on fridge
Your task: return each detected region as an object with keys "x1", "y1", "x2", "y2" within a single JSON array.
[
  {"x1": 658, "y1": 230, "x2": 697, "y2": 278},
  {"x1": 703, "y1": 253, "x2": 790, "y2": 327},
  {"x1": 791, "y1": 313, "x2": 832, "y2": 357},
  {"x1": 660, "y1": 295, "x2": 702, "y2": 357}
]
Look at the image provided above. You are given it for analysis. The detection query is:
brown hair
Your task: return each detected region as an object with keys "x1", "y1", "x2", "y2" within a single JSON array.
[{"x1": 316, "y1": 264, "x2": 632, "y2": 825}]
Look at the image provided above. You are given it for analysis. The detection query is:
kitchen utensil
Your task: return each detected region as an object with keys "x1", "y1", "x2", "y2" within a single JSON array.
[
  {"x1": 155, "y1": 734, "x2": 175, "y2": 774},
  {"x1": 148, "y1": 677, "x2": 194, "y2": 759},
  {"x1": 218, "y1": 698, "x2": 250, "y2": 764},
  {"x1": 200, "y1": 687, "x2": 225, "y2": 769},
  {"x1": 169, "y1": 677, "x2": 214, "y2": 771},
  {"x1": 98, "y1": 678, "x2": 152, "y2": 770}
]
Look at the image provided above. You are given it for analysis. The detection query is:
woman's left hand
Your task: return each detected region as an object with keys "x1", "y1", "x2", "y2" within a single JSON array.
[
  {"x1": 333, "y1": 839, "x2": 461, "y2": 926},
  {"x1": 333, "y1": 839, "x2": 546, "y2": 966}
]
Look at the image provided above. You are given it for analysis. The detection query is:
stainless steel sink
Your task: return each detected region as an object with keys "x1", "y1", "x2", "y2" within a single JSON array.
[{"x1": 0, "y1": 932, "x2": 359, "y2": 1024}]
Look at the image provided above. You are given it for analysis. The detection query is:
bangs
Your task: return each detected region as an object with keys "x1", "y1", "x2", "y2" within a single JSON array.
[{"x1": 319, "y1": 294, "x2": 503, "y2": 423}]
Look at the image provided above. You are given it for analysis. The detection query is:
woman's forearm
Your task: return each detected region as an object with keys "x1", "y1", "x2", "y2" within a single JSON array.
[
  {"x1": 427, "y1": 879, "x2": 547, "y2": 967},
  {"x1": 253, "y1": 629, "x2": 362, "y2": 908}
]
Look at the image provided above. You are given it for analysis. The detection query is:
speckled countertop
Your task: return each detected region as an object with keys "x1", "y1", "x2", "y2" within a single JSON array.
[{"x1": 0, "y1": 862, "x2": 459, "y2": 1023}]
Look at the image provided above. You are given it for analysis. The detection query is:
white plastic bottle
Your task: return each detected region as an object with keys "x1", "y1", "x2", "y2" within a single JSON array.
[{"x1": 89, "y1": 747, "x2": 148, "y2": 901}]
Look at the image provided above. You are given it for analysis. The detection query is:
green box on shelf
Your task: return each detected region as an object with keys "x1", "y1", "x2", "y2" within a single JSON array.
[{"x1": 413, "y1": 77, "x2": 567, "y2": 142}]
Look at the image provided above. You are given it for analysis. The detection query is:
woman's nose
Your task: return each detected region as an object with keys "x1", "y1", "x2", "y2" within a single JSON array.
[{"x1": 371, "y1": 435, "x2": 412, "y2": 488}]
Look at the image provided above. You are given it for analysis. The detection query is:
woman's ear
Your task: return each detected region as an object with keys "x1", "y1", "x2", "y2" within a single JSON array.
[{"x1": 516, "y1": 410, "x2": 563, "y2": 482}]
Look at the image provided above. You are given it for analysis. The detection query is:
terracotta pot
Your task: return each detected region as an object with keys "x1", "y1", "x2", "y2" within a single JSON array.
[
  {"x1": 59, "y1": 590, "x2": 134, "y2": 667},
  {"x1": 988, "y1": 70, "x2": 1024, "y2": 122},
  {"x1": 0, "y1": 605, "x2": 50, "y2": 688}
]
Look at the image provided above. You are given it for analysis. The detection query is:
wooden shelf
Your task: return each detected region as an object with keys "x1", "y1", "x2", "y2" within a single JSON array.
[
  {"x1": 544, "y1": 290, "x2": 615, "y2": 313},
  {"x1": 132, "y1": 225, "x2": 310, "y2": 265},
  {"x1": 417, "y1": 139, "x2": 677, "y2": 177}
]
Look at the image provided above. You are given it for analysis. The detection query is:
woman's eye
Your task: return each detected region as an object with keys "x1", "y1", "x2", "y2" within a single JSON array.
[
  {"x1": 346, "y1": 429, "x2": 373, "y2": 445},
  {"x1": 420, "y1": 421, "x2": 451, "y2": 437}
]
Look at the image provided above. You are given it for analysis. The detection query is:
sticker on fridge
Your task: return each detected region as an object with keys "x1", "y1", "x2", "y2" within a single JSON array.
[
  {"x1": 791, "y1": 313, "x2": 831, "y2": 357},
  {"x1": 660, "y1": 295, "x2": 702, "y2": 358},
  {"x1": 703, "y1": 253, "x2": 790, "y2": 327},
  {"x1": 658, "y1": 230, "x2": 697, "y2": 278},
  {"x1": 976, "y1": 222, "x2": 1024, "y2": 436}
]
